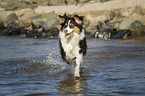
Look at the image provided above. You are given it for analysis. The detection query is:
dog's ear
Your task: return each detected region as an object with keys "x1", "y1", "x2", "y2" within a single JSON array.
[
  {"x1": 58, "y1": 13, "x2": 67, "y2": 24},
  {"x1": 73, "y1": 15, "x2": 84, "y2": 24}
]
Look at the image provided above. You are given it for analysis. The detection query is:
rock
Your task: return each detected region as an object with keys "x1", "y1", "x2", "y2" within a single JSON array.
[
  {"x1": 96, "y1": 21, "x2": 104, "y2": 29},
  {"x1": 138, "y1": 15, "x2": 145, "y2": 25},
  {"x1": 0, "y1": 19, "x2": 5, "y2": 33},
  {"x1": 31, "y1": 18, "x2": 45, "y2": 29},
  {"x1": 131, "y1": 13, "x2": 143, "y2": 20},
  {"x1": 111, "y1": 30, "x2": 131, "y2": 39},
  {"x1": 1, "y1": 0, "x2": 19, "y2": 10},
  {"x1": 47, "y1": 27, "x2": 59, "y2": 37},
  {"x1": 4, "y1": 13, "x2": 19, "y2": 28},
  {"x1": 0, "y1": 16, "x2": 5, "y2": 22},
  {"x1": 6, "y1": 13, "x2": 19, "y2": 21},
  {"x1": 20, "y1": 29, "x2": 29, "y2": 34},
  {"x1": 41, "y1": 11, "x2": 57, "y2": 19},
  {"x1": 95, "y1": 28, "x2": 132, "y2": 39},
  {"x1": 34, "y1": 0, "x2": 50, "y2": 6},
  {"x1": 95, "y1": 28, "x2": 117, "y2": 40},
  {"x1": 29, "y1": 14, "x2": 41, "y2": 20},
  {"x1": 25, "y1": 27, "x2": 59, "y2": 38},
  {"x1": 0, "y1": 19, "x2": 5, "y2": 29},
  {"x1": 17, "y1": 9, "x2": 36, "y2": 21},
  {"x1": 32, "y1": 0, "x2": 65, "y2": 6},
  {"x1": 19, "y1": 21, "x2": 31, "y2": 29},
  {"x1": 25, "y1": 30, "x2": 38, "y2": 38},
  {"x1": 141, "y1": 5, "x2": 145, "y2": 15},
  {"x1": 109, "y1": 9, "x2": 122, "y2": 21},
  {"x1": 101, "y1": 21, "x2": 120, "y2": 31},
  {"x1": 130, "y1": 20, "x2": 143, "y2": 32},
  {"x1": 119, "y1": 17, "x2": 135, "y2": 30},
  {"x1": 0, "y1": 0, "x2": 38, "y2": 10},
  {"x1": 132, "y1": 6, "x2": 144, "y2": 16},
  {"x1": 132, "y1": 25, "x2": 145, "y2": 39},
  {"x1": 42, "y1": 15, "x2": 59, "y2": 31},
  {"x1": 130, "y1": 21, "x2": 145, "y2": 39},
  {"x1": 4, "y1": 20, "x2": 19, "y2": 28},
  {"x1": 1, "y1": 28, "x2": 21, "y2": 36},
  {"x1": 49, "y1": 0, "x2": 67, "y2": 6}
]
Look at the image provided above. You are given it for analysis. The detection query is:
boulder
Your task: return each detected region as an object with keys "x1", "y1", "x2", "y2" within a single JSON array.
[
  {"x1": 0, "y1": 16, "x2": 5, "y2": 22},
  {"x1": 41, "y1": 11, "x2": 57, "y2": 19},
  {"x1": 131, "y1": 12, "x2": 143, "y2": 20},
  {"x1": 0, "y1": 19, "x2": 4, "y2": 29},
  {"x1": 1, "y1": 28, "x2": 21, "y2": 36},
  {"x1": 42, "y1": 15, "x2": 59, "y2": 31},
  {"x1": 132, "y1": 25, "x2": 145, "y2": 39},
  {"x1": 25, "y1": 30, "x2": 45, "y2": 38},
  {"x1": 47, "y1": 27, "x2": 59, "y2": 37},
  {"x1": 141, "y1": 5, "x2": 145, "y2": 15},
  {"x1": 119, "y1": 17, "x2": 135, "y2": 30},
  {"x1": 111, "y1": 30, "x2": 131, "y2": 39},
  {"x1": 19, "y1": 21, "x2": 31, "y2": 29},
  {"x1": 4, "y1": 13, "x2": 19, "y2": 28},
  {"x1": 17, "y1": 9, "x2": 36, "y2": 21},
  {"x1": 31, "y1": 18, "x2": 45, "y2": 29},
  {"x1": 25, "y1": 27, "x2": 59, "y2": 38},
  {"x1": 33, "y1": 0, "x2": 50, "y2": 6},
  {"x1": 101, "y1": 21, "x2": 121, "y2": 31},
  {"x1": 0, "y1": 19, "x2": 5, "y2": 33},
  {"x1": 6, "y1": 13, "x2": 18, "y2": 21},
  {"x1": 130, "y1": 21, "x2": 145, "y2": 39},
  {"x1": 49, "y1": 0, "x2": 67, "y2": 6},
  {"x1": 0, "y1": 0, "x2": 19, "y2": 10},
  {"x1": 138, "y1": 15, "x2": 145, "y2": 25},
  {"x1": 130, "y1": 20, "x2": 143, "y2": 32}
]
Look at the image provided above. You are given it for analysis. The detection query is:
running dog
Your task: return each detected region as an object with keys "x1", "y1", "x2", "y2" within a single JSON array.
[{"x1": 59, "y1": 14, "x2": 87, "y2": 78}]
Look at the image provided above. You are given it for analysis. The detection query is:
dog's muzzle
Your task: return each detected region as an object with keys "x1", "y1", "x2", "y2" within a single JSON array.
[{"x1": 65, "y1": 32, "x2": 73, "y2": 40}]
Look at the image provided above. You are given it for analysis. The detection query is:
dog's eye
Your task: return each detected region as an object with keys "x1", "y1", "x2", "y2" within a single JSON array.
[{"x1": 69, "y1": 25, "x2": 74, "y2": 28}]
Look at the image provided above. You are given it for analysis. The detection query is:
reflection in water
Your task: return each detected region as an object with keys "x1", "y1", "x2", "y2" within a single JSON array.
[{"x1": 58, "y1": 76, "x2": 87, "y2": 96}]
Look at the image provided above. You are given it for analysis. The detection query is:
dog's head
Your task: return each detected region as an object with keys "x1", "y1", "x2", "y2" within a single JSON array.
[{"x1": 59, "y1": 14, "x2": 84, "y2": 40}]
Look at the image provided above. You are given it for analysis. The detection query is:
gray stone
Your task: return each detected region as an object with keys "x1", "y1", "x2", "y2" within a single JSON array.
[
  {"x1": 42, "y1": 16, "x2": 59, "y2": 31},
  {"x1": 6, "y1": 13, "x2": 18, "y2": 22},
  {"x1": 102, "y1": 21, "x2": 120, "y2": 30},
  {"x1": 19, "y1": 21, "x2": 30, "y2": 29},
  {"x1": 0, "y1": 19, "x2": 4, "y2": 29},
  {"x1": 119, "y1": 17, "x2": 135, "y2": 30},
  {"x1": 132, "y1": 25, "x2": 145, "y2": 39},
  {"x1": 41, "y1": 11, "x2": 57, "y2": 19},
  {"x1": 4, "y1": 13, "x2": 19, "y2": 28},
  {"x1": 138, "y1": 15, "x2": 145, "y2": 25},
  {"x1": 32, "y1": 18, "x2": 45, "y2": 29},
  {"x1": 130, "y1": 20, "x2": 143, "y2": 31},
  {"x1": 18, "y1": 9, "x2": 36, "y2": 21}
]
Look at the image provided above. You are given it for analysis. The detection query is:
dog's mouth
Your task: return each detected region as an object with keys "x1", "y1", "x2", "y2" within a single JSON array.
[{"x1": 65, "y1": 32, "x2": 73, "y2": 40}]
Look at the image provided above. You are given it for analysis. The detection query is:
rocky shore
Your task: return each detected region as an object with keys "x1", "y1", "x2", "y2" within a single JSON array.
[{"x1": 0, "y1": 0, "x2": 145, "y2": 40}]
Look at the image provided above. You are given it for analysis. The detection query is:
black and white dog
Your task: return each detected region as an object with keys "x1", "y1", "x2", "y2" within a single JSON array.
[{"x1": 59, "y1": 14, "x2": 87, "y2": 78}]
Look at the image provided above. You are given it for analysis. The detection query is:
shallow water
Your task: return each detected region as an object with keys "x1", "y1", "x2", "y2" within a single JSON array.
[{"x1": 0, "y1": 36, "x2": 145, "y2": 96}]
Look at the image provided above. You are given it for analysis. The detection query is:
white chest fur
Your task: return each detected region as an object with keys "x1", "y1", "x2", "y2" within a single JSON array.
[
  {"x1": 59, "y1": 30, "x2": 85, "y2": 57},
  {"x1": 59, "y1": 29, "x2": 85, "y2": 77}
]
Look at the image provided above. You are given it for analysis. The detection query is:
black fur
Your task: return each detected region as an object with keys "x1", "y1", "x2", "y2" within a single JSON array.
[
  {"x1": 79, "y1": 38, "x2": 87, "y2": 56},
  {"x1": 59, "y1": 39, "x2": 66, "y2": 61},
  {"x1": 59, "y1": 15, "x2": 84, "y2": 32}
]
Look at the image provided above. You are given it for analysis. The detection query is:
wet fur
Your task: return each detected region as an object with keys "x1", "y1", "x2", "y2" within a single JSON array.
[{"x1": 59, "y1": 14, "x2": 87, "y2": 77}]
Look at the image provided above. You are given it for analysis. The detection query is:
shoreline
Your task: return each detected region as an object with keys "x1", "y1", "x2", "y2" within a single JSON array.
[{"x1": 0, "y1": 0, "x2": 145, "y2": 39}]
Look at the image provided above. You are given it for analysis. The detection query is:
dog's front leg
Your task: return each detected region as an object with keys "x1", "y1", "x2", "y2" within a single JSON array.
[{"x1": 74, "y1": 54, "x2": 82, "y2": 78}]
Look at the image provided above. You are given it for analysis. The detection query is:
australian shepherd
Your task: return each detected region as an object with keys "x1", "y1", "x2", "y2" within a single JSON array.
[{"x1": 59, "y1": 14, "x2": 87, "y2": 78}]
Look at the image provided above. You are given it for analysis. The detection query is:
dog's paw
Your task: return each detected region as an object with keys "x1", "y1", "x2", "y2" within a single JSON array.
[{"x1": 74, "y1": 73, "x2": 80, "y2": 78}]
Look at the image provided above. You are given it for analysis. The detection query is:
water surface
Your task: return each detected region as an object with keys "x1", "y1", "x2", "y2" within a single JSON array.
[{"x1": 0, "y1": 36, "x2": 145, "y2": 96}]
